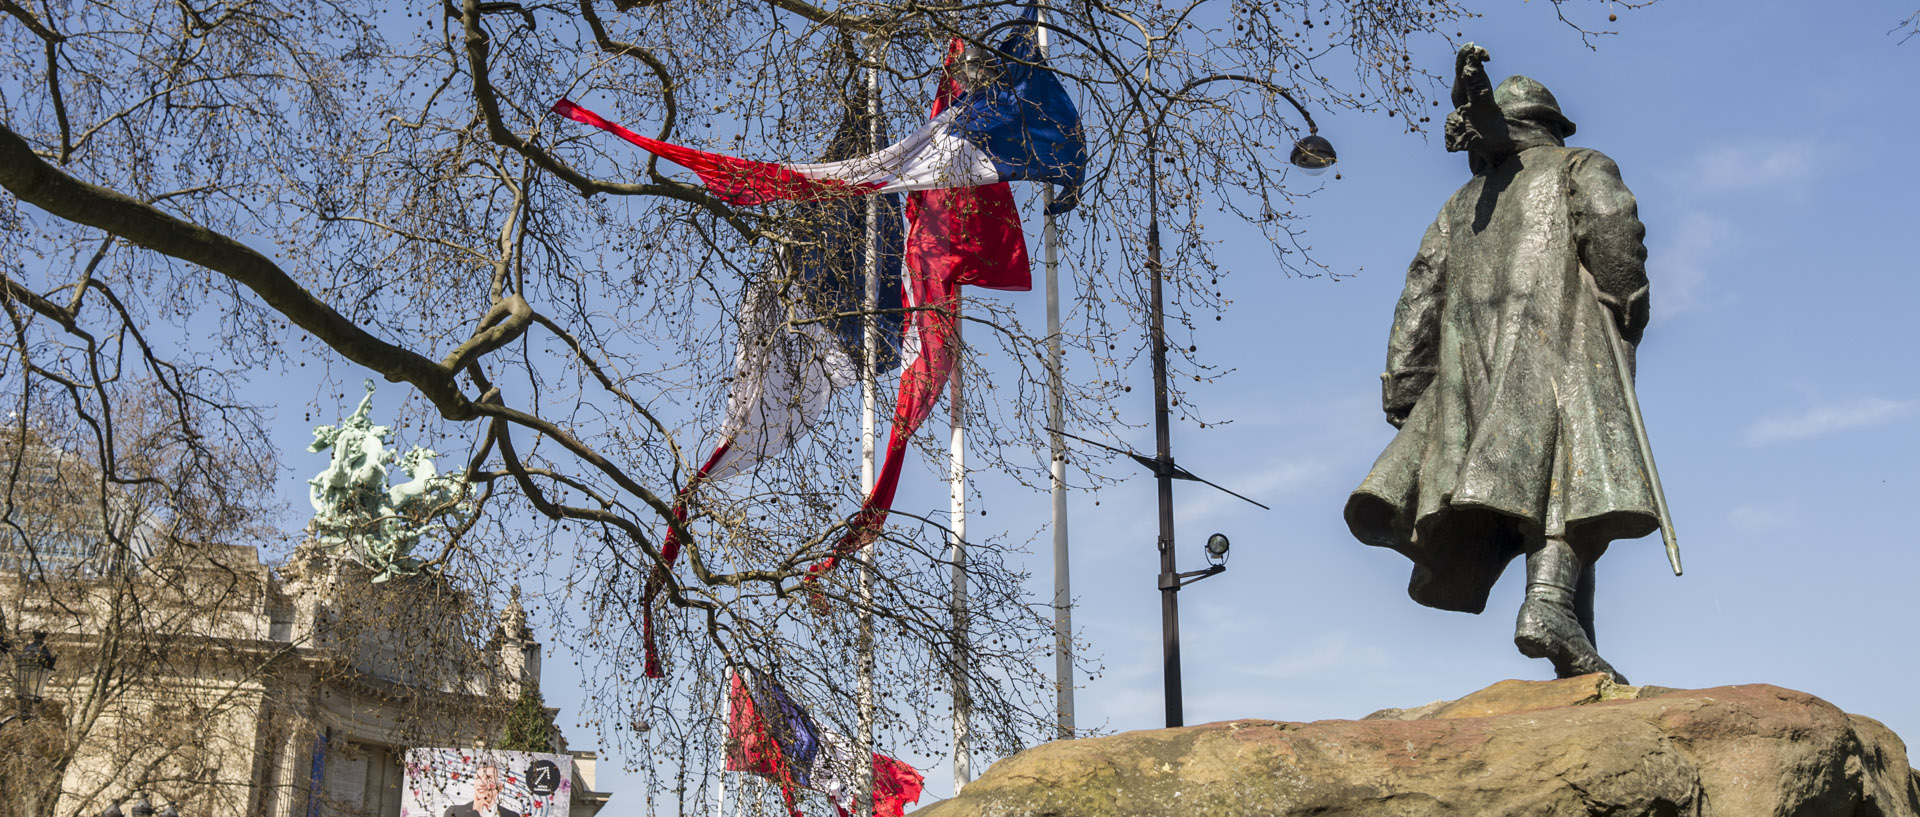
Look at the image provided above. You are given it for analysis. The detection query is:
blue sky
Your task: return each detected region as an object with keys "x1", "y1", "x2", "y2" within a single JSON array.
[{"x1": 259, "y1": 0, "x2": 1920, "y2": 810}]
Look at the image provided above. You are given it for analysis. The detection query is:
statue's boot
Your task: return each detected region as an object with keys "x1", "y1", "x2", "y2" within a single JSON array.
[
  {"x1": 1515, "y1": 538, "x2": 1628, "y2": 684},
  {"x1": 1576, "y1": 561, "x2": 1598, "y2": 647}
]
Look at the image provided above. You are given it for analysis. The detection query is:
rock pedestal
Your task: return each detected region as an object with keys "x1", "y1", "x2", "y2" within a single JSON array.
[{"x1": 919, "y1": 676, "x2": 1920, "y2": 817}]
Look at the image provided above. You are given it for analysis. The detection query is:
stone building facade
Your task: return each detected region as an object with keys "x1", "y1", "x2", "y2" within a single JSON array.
[{"x1": 0, "y1": 543, "x2": 610, "y2": 817}]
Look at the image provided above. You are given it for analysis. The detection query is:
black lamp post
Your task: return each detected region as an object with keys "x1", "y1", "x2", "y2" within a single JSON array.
[
  {"x1": 1, "y1": 613, "x2": 58, "y2": 728},
  {"x1": 1139, "y1": 79, "x2": 1333, "y2": 729},
  {"x1": 1053, "y1": 80, "x2": 1329, "y2": 728},
  {"x1": 16, "y1": 632, "x2": 56, "y2": 700},
  {"x1": 983, "y1": 17, "x2": 1335, "y2": 730}
]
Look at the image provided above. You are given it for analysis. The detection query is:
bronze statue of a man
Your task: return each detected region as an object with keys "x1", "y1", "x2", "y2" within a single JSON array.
[{"x1": 1345, "y1": 46, "x2": 1659, "y2": 683}]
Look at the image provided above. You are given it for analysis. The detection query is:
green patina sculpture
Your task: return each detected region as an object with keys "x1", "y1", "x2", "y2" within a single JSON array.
[
  {"x1": 308, "y1": 380, "x2": 470, "y2": 582},
  {"x1": 1345, "y1": 45, "x2": 1661, "y2": 683}
]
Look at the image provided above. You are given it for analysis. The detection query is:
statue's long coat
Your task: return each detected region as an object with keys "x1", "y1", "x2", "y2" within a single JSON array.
[{"x1": 1345, "y1": 144, "x2": 1660, "y2": 614}]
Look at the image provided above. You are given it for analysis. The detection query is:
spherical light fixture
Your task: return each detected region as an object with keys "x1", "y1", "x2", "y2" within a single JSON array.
[{"x1": 1289, "y1": 134, "x2": 1338, "y2": 176}]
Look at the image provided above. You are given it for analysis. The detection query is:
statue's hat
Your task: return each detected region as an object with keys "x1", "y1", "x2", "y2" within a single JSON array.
[{"x1": 1494, "y1": 75, "x2": 1576, "y2": 138}]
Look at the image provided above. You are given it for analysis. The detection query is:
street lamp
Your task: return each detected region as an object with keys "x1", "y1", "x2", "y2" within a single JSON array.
[
  {"x1": 1, "y1": 612, "x2": 58, "y2": 728},
  {"x1": 1161, "y1": 534, "x2": 1230, "y2": 588},
  {"x1": 1289, "y1": 135, "x2": 1338, "y2": 176},
  {"x1": 1053, "y1": 73, "x2": 1323, "y2": 726},
  {"x1": 16, "y1": 631, "x2": 55, "y2": 702},
  {"x1": 1205, "y1": 533, "x2": 1231, "y2": 565},
  {"x1": 101, "y1": 799, "x2": 180, "y2": 817},
  {"x1": 1139, "y1": 79, "x2": 1330, "y2": 729},
  {"x1": 988, "y1": 18, "x2": 1331, "y2": 730}
]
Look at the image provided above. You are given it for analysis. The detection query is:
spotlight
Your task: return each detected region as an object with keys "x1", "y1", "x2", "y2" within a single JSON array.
[{"x1": 1204, "y1": 533, "x2": 1230, "y2": 566}]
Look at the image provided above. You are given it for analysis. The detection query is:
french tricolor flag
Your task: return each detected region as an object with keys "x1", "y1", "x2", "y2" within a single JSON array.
[
  {"x1": 799, "y1": 30, "x2": 1039, "y2": 591},
  {"x1": 629, "y1": 9, "x2": 1081, "y2": 678},
  {"x1": 551, "y1": 7, "x2": 1084, "y2": 212},
  {"x1": 637, "y1": 122, "x2": 908, "y2": 680}
]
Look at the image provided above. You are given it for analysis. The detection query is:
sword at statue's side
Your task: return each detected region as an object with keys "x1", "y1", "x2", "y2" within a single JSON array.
[{"x1": 1582, "y1": 265, "x2": 1682, "y2": 577}]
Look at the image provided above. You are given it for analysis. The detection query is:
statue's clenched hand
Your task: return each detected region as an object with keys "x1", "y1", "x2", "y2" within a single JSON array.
[
  {"x1": 1451, "y1": 43, "x2": 1492, "y2": 108},
  {"x1": 1445, "y1": 43, "x2": 1507, "y2": 156}
]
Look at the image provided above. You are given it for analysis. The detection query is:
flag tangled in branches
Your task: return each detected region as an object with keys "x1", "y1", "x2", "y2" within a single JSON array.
[{"x1": 727, "y1": 669, "x2": 925, "y2": 817}]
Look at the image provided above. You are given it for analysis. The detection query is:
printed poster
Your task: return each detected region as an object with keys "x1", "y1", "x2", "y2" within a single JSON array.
[{"x1": 402, "y1": 748, "x2": 573, "y2": 817}]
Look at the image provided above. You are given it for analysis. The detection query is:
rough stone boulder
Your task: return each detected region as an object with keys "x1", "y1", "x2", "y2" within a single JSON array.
[{"x1": 918, "y1": 676, "x2": 1920, "y2": 817}]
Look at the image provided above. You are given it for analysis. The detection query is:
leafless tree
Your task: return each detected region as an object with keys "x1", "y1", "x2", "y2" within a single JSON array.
[
  {"x1": 0, "y1": 0, "x2": 1636, "y2": 811},
  {"x1": 0, "y1": 386, "x2": 540, "y2": 817},
  {"x1": 0, "y1": 381, "x2": 280, "y2": 817}
]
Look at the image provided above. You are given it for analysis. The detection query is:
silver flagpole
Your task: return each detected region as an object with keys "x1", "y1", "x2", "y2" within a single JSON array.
[
  {"x1": 712, "y1": 694, "x2": 728, "y2": 817},
  {"x1": 856, "y1": 33, "x2": 883, "y2": 817},
  {"x1": 1037, "y1": 1, "x2": 1075, "y2": 741},
  {"x1": 949, "y1": 297, "x2": 971, "y2": 792}
]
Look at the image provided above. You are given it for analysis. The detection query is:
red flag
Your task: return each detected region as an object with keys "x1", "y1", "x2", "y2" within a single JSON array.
[
  {"x1": 906, "y1": 40, "x2": 1030, "y2": 292},
  {"x1": 725, "y1": 671, "x2": 806, "y2": 817},
  {"x1": 725, "y1": 670, "x2": 783, "y2": 777},
  {"x1": 829, "y1": 752, "x2": 925, "y2": 817},
  {"x1": 871, "y1": 753, "x2": 926, "y2": 817},
  {"x1": 552, "y1": 8, "x2": 1089, "y2": 209}
]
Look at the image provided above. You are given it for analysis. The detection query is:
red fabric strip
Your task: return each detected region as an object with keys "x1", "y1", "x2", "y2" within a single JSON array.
[
  {"x1": 907, "y1": 184, "x2": 1030, "y2": 292},
  {"x1": 871, "y1": 752, "x2": 926, "y2": 817},
  {"x1": 831, "y1": 752, "x2": 925, "y2": 817},
  {"x1": 641, "y1": 441, "x2": 732, "y2": 679},
  {"x1": 553, "y1": 99, "x2": 872, "y2": 206},
  {"x1": 802, "y1": 261, "x2": 960, "y2": 599}
]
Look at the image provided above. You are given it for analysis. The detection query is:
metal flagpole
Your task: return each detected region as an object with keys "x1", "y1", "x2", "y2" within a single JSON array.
[
  {"x1": 949, "y1": 298, "x2": 971, "y2": 792},
  {"x1": 855, "y1": 33, "x2": 883, "y2": 817},
  {"x1": 712, "y1": 697, "x2": 728, "y2": 817},
  {"x1": 717, "y1": 544, "x2": 744, "y2": 817},
  {"x1": 1036, "y1": 0, "x2": 1074, "y2": 742}
]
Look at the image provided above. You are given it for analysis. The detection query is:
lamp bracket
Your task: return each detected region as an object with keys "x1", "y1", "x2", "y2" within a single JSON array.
[{"x1": 1158, "y1": 564, "x2": 1225, "y2": 591}]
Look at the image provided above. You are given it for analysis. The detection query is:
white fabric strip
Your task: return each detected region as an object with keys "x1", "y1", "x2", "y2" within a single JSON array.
[
  {"x1": 785, "y1": 108, "x2": 1000, "y2": 193},
  {"x1": 895, "y1": 267, "x2": 924, "y2": 373},
  {"x1": 810, "y1": 729, "x2": 858, "y2": 812},
  {"x1": 706, "y1": 257, "x2": 861, "y2": 482}
]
